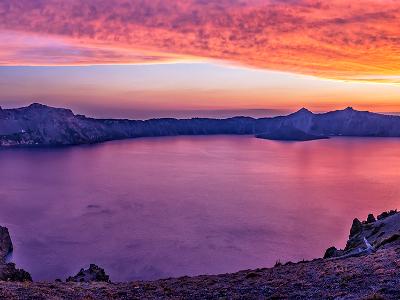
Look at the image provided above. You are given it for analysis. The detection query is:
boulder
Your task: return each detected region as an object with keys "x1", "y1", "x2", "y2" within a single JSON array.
[
  {"x1": 323, "y1": 246, "x2": 344, "y2": 259},
  {"x1": 349, "y1": 218, "x2": 362, "y2": 238},
  {"x1": 66, "y1": 264, "x2": 110, "y2": 283},
  {"x1": 366, "y1": 214, "x2": 376, "y2": 223},
  {"x1": 0, "y1": 263, "x2": 32, "y2": 281},
  {"x1": 0, "y1": 226, "x2": 13, "y2": 262}
]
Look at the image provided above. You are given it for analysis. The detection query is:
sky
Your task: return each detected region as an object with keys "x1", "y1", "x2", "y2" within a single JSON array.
[{"x1": 0, "y1": 0, "x2": 399, "y2": 118}]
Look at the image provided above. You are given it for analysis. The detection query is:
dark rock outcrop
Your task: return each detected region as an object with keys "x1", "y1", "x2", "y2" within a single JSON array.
[
  {"x1": 0, "y1": 263, "x2": 32, "y2": 281},
  {"x1": 349, "y1": 218, "x2": 362, "y2": 238},
  {"x1": 0, "y1": 226, "x2": 32, "y2": 282},
  {"x1": 0, "y1": 226, "x2": 13, "y2": 263},
  {"x1": 377, "y1": 209, "x2": 397, "y2": 220},
  {"x1": 323, "y1": 246, "x2": 344, "y2": 259},
  {"x1": 366, "y1": 213, "x2": 376, "y2": 223},
  {"x1": 66, "y1": 264, "x2": 110, "y2": 283},
  {"x1": 325, "y1": 210, "x2": 400, "y2": 259}
]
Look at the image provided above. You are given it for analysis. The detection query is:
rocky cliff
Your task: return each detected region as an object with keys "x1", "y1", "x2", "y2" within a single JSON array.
[{"x1": 2, "y1": 103, "x2": 400, "y2": 146}]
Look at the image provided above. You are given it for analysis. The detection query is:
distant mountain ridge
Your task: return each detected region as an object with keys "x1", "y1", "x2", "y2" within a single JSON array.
[{"x1": 1, "y1": 103, "x2": 400, "y2": 146}]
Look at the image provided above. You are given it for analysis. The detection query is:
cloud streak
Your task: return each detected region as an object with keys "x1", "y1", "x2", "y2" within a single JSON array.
[{"x1": 0, "y1": 0, "x2": 399, "y2": 81}]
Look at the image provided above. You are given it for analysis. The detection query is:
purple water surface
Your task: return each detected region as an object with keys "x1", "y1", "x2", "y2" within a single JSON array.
[{"x1": 1, "y1": 136, "x2": 400, "y2": 281}]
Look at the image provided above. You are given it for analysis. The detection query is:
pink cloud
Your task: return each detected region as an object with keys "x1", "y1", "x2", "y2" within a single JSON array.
[{"x1": 0, "y1": 0, "x2": 399, "y2": 80}]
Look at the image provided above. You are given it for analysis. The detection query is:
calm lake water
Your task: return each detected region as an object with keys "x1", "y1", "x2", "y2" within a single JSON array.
[{"x1": 1, "y1": 136, "x2": 400, "y2": 281}]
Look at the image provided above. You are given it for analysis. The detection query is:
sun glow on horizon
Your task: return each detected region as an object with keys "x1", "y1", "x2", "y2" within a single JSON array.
[
  {"x1": 0, "y1": 0, "x2": 399, "y2": 114},
  {"x1": 0, "y1": 62, "x2": 399, "y2": 119}
]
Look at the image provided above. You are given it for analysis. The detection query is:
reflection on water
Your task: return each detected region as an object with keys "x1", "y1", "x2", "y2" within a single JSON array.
[{"x1": 0, "y1": 136, "x2": 400, "y2": 281}]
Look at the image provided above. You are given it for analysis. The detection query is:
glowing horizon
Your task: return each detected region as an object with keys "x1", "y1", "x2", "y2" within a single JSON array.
[
  {"x1": 0, "y1": 0, "x2": 399, "y2": 115},
  {"x1": 1, "y1": 63, "x2": 399, "y2": 119}
]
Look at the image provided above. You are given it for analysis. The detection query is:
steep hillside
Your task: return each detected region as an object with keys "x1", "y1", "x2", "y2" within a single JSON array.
[{"x1": 2, "y1": 103, "x2": 400, "y2": 146}]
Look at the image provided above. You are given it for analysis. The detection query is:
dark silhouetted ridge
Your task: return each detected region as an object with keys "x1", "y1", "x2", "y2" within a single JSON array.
[{"x1": 1, "y1": 103, "x2": 400, "y2": 146}]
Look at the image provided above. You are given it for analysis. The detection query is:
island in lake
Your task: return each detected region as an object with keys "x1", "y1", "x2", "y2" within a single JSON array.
[{"x1": 1, "y1": 104, "x2": 400, "y2": 146}]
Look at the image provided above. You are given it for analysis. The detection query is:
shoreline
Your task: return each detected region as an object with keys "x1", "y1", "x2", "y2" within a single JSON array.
[{"x1": 1, "y1": 210, "x2": 400, "y2": 299}]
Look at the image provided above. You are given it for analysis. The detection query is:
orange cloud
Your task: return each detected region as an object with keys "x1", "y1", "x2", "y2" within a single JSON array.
[{"x1": 0, "y1": 0, "x2": 399, "y2": 81}]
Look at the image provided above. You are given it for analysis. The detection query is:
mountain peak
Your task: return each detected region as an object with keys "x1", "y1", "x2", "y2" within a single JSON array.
[
  {"x1": 291, "y1": 107, "x2": 313, "y2": 116},
  {"x1": 335, "y1": 107, "x2": 364, "y2": 114},
  {"x1": 328, "y1": 107, "x2": 361, "y2": 115},
  {"x1": 23, "y1": 103, "x2": 74, "y2": 116},
  {"x1": 298, "y1": 107, "x2": 312, "y2": 113},
  {"x1": 28, "y1": 103, "x2": 50, "y2": 109}
]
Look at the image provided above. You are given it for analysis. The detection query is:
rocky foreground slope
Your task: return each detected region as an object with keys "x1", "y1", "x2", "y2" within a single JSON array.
[
  {"x1": 2, "y1": 103, "x2": 400, "y2": 145},
  {"x1": 1, "y1": 210, "x2": 400, "y2": 299}
]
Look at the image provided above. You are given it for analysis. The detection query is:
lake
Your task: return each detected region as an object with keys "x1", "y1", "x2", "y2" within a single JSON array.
[{"x1": 0, "y1": 136, "x2": 400, "y2": 281}]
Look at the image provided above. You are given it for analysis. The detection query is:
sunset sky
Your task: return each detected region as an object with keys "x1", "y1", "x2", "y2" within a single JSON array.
[{"x1": 0, "y1": 0, "x2": 399, "y2": 118}]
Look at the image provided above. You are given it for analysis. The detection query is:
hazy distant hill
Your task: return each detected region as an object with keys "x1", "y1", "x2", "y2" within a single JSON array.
[{"x1": 1, "y1": 103, "x2": 400, "y2": 146}]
